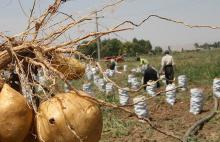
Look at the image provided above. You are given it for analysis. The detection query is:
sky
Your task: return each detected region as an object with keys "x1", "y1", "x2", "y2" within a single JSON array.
[{"x1": 0, "y1": 0, "x2": 220, "y2": 50}]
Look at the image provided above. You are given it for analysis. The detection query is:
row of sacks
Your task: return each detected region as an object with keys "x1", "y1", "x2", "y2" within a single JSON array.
[
  {"x1": 85, "y1": 64, "x2": 99, "y2": 81},
  {"x1": 133, "y1": 88, "x2": 202, "y2": 118},
  {"x1": 128, "y1": 73, "x2": 188, "y2": 91},
  {"x1": 83, "y1": 82, "x2": 130, "y2": 109},
  {"x1": 125, "y1": 77, "x2": 219, "y2": 118},
  {"x1": 144, "y1": 81, "x2": 203, "y2": 115},
  {"x1": 165, "y1": 77, "x2": 219, "y2": 115},
  {"x1": 86, "y1": 75, "x2": 219, "y2": 118},
  {"x1": 83, "y1": 81, "x2": 115, "y2": 96},
  {"x1": 85, "y1": 64, "x2": 129, "y2": 81},
  {"x1": 0, "y1": 84, "x2": 103, "y2": 142},
  {"x1": 144, "y1": 78, "x2": 220, "y2": 115},
  {"x1": 132, "y1": 87, "x2": 202, "y2": 118},
  {"x1": 159, "y1": 74, "x2": 188, "y2": 90},
  {"x1": 127, "y1": 73, "x2": 201, "y2": 116},
  {"x1": 84, "y1": 63, "x2": 116, "y2": 95},
  {"x1": 85, "y1": 63, "x2": 139, "y2": 83}
]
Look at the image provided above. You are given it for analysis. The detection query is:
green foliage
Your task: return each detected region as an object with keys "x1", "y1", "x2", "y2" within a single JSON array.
[
  {"x1": 102, "y1": 109, "x2": 131, "y2": 138},
  {"x1": 101, "y1": 39, "x2": 123, "y2": 57},
  {"x1": 78, "y1": 38, "x2": 153, "y2": 58},
  {"x1": 154, "y1": 46, "x2": 163, "y2": 54},
  {"x1": 78, "y1": 41, "x2": 97, "y2": 58},
  {"x1": 194, "y1": 41, "x2": 220, "y2": 49},
  {"x1": 131, "y1": 38, "x2": 152, "y2": 55}
]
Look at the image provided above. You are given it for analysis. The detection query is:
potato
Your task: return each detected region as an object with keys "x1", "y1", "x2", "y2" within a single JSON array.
[
  {"x1": 36, "y1": 91, "x2": 102, "y2": 142},
  {"x1": 0, "y1": 84, "x2": 33, "y2": 142},
  {"x1": 52, "y1": 54, "x2": 85, "y2": 80}
]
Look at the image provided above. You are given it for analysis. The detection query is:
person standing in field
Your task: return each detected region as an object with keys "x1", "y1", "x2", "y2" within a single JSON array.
[{"x1": 160, "y1": 50, "x2": 175, "y2": 84}]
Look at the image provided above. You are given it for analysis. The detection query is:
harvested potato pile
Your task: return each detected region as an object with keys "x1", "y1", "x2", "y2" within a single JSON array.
[{"x1": 37, "y1": 91, "x2": 102, "y2": 142}]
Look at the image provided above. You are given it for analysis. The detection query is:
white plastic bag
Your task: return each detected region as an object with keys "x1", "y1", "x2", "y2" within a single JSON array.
[
  {"x1": 105, "y1": 83, "x2": 114, "y2": 95},
  {"x1": 165, "y1": 84, "x2": 176, "y2": 105},
  {"x1": 35, "y1": 69, "x2": 46, "y2": 93},
  {"x1": 123, "y1": 65, "x2": 128, "y2": 72},
  {"x1": 82, "y1": 83, "x2": 93, "y2": 96},
  {"x1": 109, "y1": 70, "x2": 115, "y2": 77},
  {"x1": 104, "y1": 69, "x2": 110, "y2": 77},
  {"x1": 64, "y1": 82, "x2": 70, "y2": 92},
  {"x1": 118, "y1": 88, "x2": 129, "y2": 105},
  {"x1": 131, "y1": 77, "x2": 140, "y2": 89},
  {"x1": 86, "y1": 70, "x2": 93, "y2": 81},
  {"x1": 133, "y1": 96, "x2": 148, "y2": 118},
  {"x1": 91, "y1": 67, "x2": 99, "y2": 75},
  {"x1": 105, "y1": 69, "x2": 115, "y2": 77},
  {"x1": 128, "y1": 74, "x2": 134, "y2": 84},
  {"x1": 213, "y1": 78, "x2": 220, "y2": 98},
  {"x1": 97, "y1": 78, "x2": 106, "y2": 92},
  {"x1": 115, "y1": 65, "x2": 119, "y2": 72},
  {"x1": 190, "y1": 88, "x2": 204, "y2": 115},
  {"x1": 131, "y1": 68, "x2": 136, "y2": 73},
  {"x1": 93, "y1": 75, "x2": 100, "y2": 86},
  {"x1": 146, "y1": 81, "x2": 156, "y2": 97},
  {"x1": 178, "y1": 75, "x2": 187, "y2": 91},
  {"x1": 136, "y1": 67, "x2": 141, "y2": 73},
  {"x1": 160, "y1": 75, "x2": 166, "y2": 86}
]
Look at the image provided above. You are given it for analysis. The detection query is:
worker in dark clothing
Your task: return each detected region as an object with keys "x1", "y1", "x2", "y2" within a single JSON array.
[
  {"x1": 143, "y1": 65, "x2": 160, "y2": 90},
  {"x1": 109, "y1": 59, "x2": 116, "y2": 70}
]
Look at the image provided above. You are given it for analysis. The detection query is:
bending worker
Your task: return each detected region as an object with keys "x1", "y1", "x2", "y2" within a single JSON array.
[
  {"x1": 143, "y1": 64, "x2": 160, "y2": 90},
  {"x1": 160, "y1": 50, "x2": 175, "y2": 85},
  {"x1": 109, "y1": 59, "x2": 116, "y2": 71}
]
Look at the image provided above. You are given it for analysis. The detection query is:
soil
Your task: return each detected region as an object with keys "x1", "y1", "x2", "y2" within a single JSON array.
[{"x1": 101, "y1": 86, "x2": 219, "y2": 142}]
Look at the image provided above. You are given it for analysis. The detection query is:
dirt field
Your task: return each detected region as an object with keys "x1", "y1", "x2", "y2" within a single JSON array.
[{"x1": 67, "y1": 49, "x2": 220, "y2": 142}]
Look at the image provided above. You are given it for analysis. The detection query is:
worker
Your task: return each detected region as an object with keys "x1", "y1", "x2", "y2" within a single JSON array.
[
  {"x1": 140, "y1": 58, "x2": 149, "y2": 65},
  {"x1": 139, "y1": 58, "x2": 149, "y2": 73},
  {"x1": 143, "y1": 64, "x2": 160, "y2": 90},
  {"x1": 109, "y1": 59, "x2": 116, "y2": 71},
  {"x1": 160, "y1": 50, "x2": 175, "y2": 85}
]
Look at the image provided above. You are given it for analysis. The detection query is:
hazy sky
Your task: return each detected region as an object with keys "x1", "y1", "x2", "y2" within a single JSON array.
[{"x1": 0, "y1": 0, "x2": 220, "y2": 50}]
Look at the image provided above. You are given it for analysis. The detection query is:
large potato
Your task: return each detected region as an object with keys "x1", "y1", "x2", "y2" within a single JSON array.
[
  {"x1": 52, "y1": 54, "x2": 85, "y2": 80},
  {"x1": 0, "y1": 84, "x2": 33, "y2": 142},
  {"x1": 37, "y1": 91, "x2": 103, "y2": 142}
]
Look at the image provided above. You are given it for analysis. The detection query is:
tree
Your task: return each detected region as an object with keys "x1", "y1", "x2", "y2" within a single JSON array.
[
  {"x1": 123, "y1": 41, "x2": 135, "y2": 56},
  {"x1": 78, "y1": 38, "x2": 153, "y2": 58},
  {"x1": 101, "y1": 38, "x2": 123, "y2": 57},
  {"x1": 78, "y1": 41, "x2": 97, "y2": 58},
  {"x1": 132, "y1": 38, "x2": 152, "y2": 55},
  {"x1": 194, "y1": 43, "x2": 200, "y2": 48},
  {"x1": 154, "y1": 46, "x2": 163, "y2": 54}
]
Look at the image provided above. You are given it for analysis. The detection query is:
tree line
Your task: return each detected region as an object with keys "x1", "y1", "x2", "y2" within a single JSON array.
[
  {"x1": 194, "y1": 41, "x2": 220, "y2": 49},
  {"x1": 78, "y1": 38, "x2": 163, "y2": 58}
]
